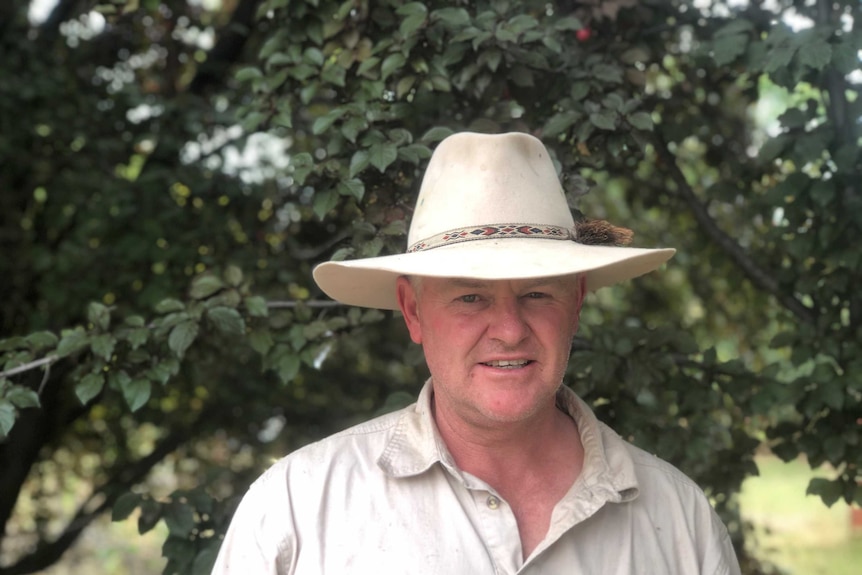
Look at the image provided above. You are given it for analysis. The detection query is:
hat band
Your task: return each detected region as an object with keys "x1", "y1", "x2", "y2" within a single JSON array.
[{"x1": 407, "y1": 223, "x2": 576, "y2": 253}]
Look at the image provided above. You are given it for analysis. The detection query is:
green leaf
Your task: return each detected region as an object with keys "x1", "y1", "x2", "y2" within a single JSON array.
[
  {"x1": 349, "y1": 150, "x2": 370, "y2": 178},
  {"x1": 797, "y1": 38, "x2": 831, "y2": 70},
  {"x1": 398, "y1": 2, "x2": 427, "y2": 38},
  {"x1": 207, "y1": 307, "x2": 246, "y2": 336},
  {"x1": 381, "y1": 53, "x2": 406, "y2": 81},
  {"x1": 806, "y1": 477, "x2": 843, "y2": 507},
  {"x1": 554, "y1": 16, "x2": 583, "y2": 31},
  {"x1": 236, "y1": 66, "x2": 264, "y2": 83},
  {"x1": 249, "y1": 329, "x2": 275, "y2": 355},
  {"x1": 87, "y1": 302, "x2": 111, "y2": 331},
  {"x1": 764, "y1": 44, "x2": 797, "y2": 73},
  {"x1": 369, "y1": 142, "x2": 398, "y2": 172},
  {"x1": 56, "y1": 328, "x2": 90, "y2": 359},
  {"x1": 397, "y1": 144, "x2": 432, "y2": 164},
  {"x1": 146, "y1": 359, "x2": 179, "y2": 386},
  {"x1": 124, "y1": 315, "x2": 145, "y2": 327},
  {"x1": 5, "y1": 386, "x2": 40, "y2": 409},
  {"x1": 312, "y1": 108, "x2": 346, "y2": 135},
  {"x1": 169, "y1": 321, "x2": 198, "y2": 358},
  {"x1": 380, "y1": 219, "x2": 407, "y2": 235},
  {"x1": 112, "y1": 492, "x2": 143, "y2": 522},
  {"x1": 24, "y1": 331, "x2": 58, "y2": 351},
  {"x1": 155, "y1": 298, "x2": 186, "y2": 314},
  {"x1": 138, "y1": 498, "x2": 162, "y2": 534},
  {"x1": 589, "y1": 110, "x2": 618, "y2": 131},
  {"x1": 122, "y1": 378, "x2": 151, "y2": 412},
  {"x1": 592, "y1": 64, "x2": 622, "y2": 84},
  {"x1": 757, "y1": 134, "x2": 789, "y2": 164},
  {"x1": 290, "y1": 152, "x2": 314, "y2": 184},
  {"x1": 244, "y1": 296, "x2": 269, "y2": 318},
  {"x1": 126, "y1": 327, "x2": 149, "y2": 350},
  {"x1": 627, "y1": 111, "x2": 653, "y2": 131},
  {"x1": 164, "y1": 501, "x2": 195, "y2": 538},
  {"x1": 769, "y1": 331, "x2": 797, "y2": 349},
  {"x1": 190, "y1": 274, "x2": 225, "y2": 300},
  {"x1": 337, "y1": 178, "x2": 365, "y2": 201},
  {"x1": 191, "y1": 547, "x2": 220, "y2": 575},
  {"x1": 75, "y1": 372, "x2": 105, "y2": 405},
  {"x1": 0, "y1": 337, "x2": 26, "y2": 352},
  {"x1": 224, "y1": 265, "x2": 244, "y2": 287},
  {"x1": 431, "y1": 7, "x2": 469, "y2": 28},
  {"x1": 420, "y1": 126, "x2": 454, "y2": 143},
  {"x1": 543, "y1": 111, "x2": 580, "y2": 138},
  {"x1": 356, "y1": 56, "x2": 380, "y2": 77},
  {"x1": 507, "y1": 14, "x2": 537, "y2": 35},
  {"x1": 313, "y1": 189, "x2": 339, "y2": 220},
  {"x1": 275, "y1": 351, "x2": 300, "y2": 384},
  {"x1": 90, "y1": 334, "x2": 116, "y2": 361},
  {"x1": 0, "y1": 403, "x2": 15, "y2": 438}
]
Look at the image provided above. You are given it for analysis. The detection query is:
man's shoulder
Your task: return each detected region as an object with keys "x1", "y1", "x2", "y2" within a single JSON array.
[
  {"x1": 253, "y1": 405, "x2": 413, "y2": 485},
  {"x1": 597, "y1": 422, "x2": 704, "y2": 496}
]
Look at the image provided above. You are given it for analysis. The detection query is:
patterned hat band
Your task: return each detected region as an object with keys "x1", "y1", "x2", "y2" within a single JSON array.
[{"x1": 407, "y1": 224, "x2": 575, "y2": 253}]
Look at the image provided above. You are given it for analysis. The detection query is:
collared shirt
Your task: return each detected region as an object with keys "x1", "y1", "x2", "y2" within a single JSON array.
[{"x1": 211, "y1": 381, "x2": 741, "y2": 575}]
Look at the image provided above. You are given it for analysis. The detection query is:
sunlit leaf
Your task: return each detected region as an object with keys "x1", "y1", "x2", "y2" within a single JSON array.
[{"x1": 190, "y1": 274, "x2": 225, "y2": 300}]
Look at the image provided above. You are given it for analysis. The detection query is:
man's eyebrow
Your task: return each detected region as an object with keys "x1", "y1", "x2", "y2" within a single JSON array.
[{"x1": 445, "y1": 278, "x2": 488, "y2": 289}]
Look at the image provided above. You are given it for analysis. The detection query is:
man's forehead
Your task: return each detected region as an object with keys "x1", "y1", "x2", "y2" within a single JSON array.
[{"x1": 428, "y1": 275, "x2": 579, "y2": 289}]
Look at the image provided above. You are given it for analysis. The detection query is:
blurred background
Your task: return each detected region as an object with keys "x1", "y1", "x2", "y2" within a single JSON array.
[{"x1": 0, "y1": 0, "x2": 860, "y2": 573}]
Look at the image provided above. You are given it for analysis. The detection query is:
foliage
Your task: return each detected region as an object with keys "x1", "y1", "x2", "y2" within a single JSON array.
[{"x1": 0, "y1": 0, "x2": 859, "y2": 573}]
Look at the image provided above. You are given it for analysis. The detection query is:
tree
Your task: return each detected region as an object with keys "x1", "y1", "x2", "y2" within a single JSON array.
[{"x1": 0, "y1": 0, "x2": 859, "y2": 573}]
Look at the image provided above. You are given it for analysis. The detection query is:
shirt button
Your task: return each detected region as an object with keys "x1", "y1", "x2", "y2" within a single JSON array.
[{"x1": 486, "y1": 496, "x2": 500, "y2": 510}]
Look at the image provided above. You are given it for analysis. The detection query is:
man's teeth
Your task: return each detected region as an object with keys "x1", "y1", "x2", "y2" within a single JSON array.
[{"x1": 484, "y1": 360, "x2": 529, "y2": 368}]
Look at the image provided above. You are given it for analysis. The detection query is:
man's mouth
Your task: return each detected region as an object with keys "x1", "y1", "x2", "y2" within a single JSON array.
[{"x1": 481, "y1": 359, "x2": 532, "y2": 369}]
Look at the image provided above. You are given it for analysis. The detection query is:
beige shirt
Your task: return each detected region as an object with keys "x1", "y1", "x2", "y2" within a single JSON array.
[{"x1": 212, "y1": 381, "x2": 741, "y2": 575}]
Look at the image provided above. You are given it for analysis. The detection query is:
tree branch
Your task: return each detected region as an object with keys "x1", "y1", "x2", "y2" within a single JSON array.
[
  {"x1": 0, "y1": 416, "x2": 201, "y2": 575},
  {"x1": 652, "y1": 132, "x2": 817, "y2": 325},
  {"x1": 0, "y1": 356, "x2": 57, "y2": 380}
]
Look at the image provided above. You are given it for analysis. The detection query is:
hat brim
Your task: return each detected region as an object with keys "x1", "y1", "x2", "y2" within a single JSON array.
[{"x1": 313, "y1": 238, "x2": 675, "y2": 310}]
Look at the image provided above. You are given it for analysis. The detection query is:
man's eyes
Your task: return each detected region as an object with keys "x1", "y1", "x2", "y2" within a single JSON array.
[
  {"x1": 524, "y1": 292, "x2": 549, "y2": 299},
  {"x1": 455, "y1": 292, "x2": 549, "y2": 303}
]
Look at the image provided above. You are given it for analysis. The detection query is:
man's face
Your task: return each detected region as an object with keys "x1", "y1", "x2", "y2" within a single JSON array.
[{"x1": 396, "y1": 275, "x2": 585, "y2": 430}]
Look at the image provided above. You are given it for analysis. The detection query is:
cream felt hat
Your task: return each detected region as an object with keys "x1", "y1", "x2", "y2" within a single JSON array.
[{"x1": 312, "y1": 131, "x2": 675, "y2": 310}]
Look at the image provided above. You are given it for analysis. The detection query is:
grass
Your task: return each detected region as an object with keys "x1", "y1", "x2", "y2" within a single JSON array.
[{"x1": 740, "y1": 456, "x2": 862, "y2": 575}]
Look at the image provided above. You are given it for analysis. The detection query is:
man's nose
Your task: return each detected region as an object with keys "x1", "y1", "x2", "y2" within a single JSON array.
[{"x1": 487, "y1": 298, "x2": 530, "y2": 344}]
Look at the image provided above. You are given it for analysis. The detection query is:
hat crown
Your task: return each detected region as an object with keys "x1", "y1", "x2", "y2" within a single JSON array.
[{"x1": 407, "y1": 132, "x2": 574, "y2": 246}]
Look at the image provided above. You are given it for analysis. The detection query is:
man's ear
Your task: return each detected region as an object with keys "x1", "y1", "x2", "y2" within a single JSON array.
[
  {"x1": 396, "y1": 276, "x2": 423, "y2": 344},
  {"x1": 576, "y1": 274, "x2": 587, "y2": 314},
  {"x1": 570, "y1": 274, "x2": 587, "y2": 332}
]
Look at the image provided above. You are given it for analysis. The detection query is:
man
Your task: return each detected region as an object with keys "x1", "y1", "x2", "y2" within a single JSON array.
[{"x1": 211, "y1": 132, "x2": 741, "y2": 574}]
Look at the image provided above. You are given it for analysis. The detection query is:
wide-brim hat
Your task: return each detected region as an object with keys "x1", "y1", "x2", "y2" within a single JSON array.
[{"x1": 313, "y1": 131, "x2": 675, "y2": 310}]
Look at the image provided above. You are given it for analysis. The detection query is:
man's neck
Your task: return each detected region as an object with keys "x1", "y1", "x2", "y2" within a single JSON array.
[
  {"x1": 432, "y1": 395, "x2": 583, "y2": 485},
  {"x1": 432, "y1": 394, "x2": 585, "y2": 560}
]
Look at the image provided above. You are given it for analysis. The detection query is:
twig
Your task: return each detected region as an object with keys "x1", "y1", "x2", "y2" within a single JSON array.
[
  {"x1": 38, "y1": 362, "x2": 52, "y2": 395},
  {"x1": 0, "y1": 356, "x2": 58, "y2": 380}
]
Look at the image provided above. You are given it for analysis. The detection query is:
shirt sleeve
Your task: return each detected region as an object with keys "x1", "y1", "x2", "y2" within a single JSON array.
[{"x1": 210, "y1": 461, "x2": 296, "y2": 575}]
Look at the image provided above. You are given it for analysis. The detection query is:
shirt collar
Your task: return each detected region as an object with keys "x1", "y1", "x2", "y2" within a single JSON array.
[{"x1": 377, "y1": 379, "x2": 639, "y2": 502}]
